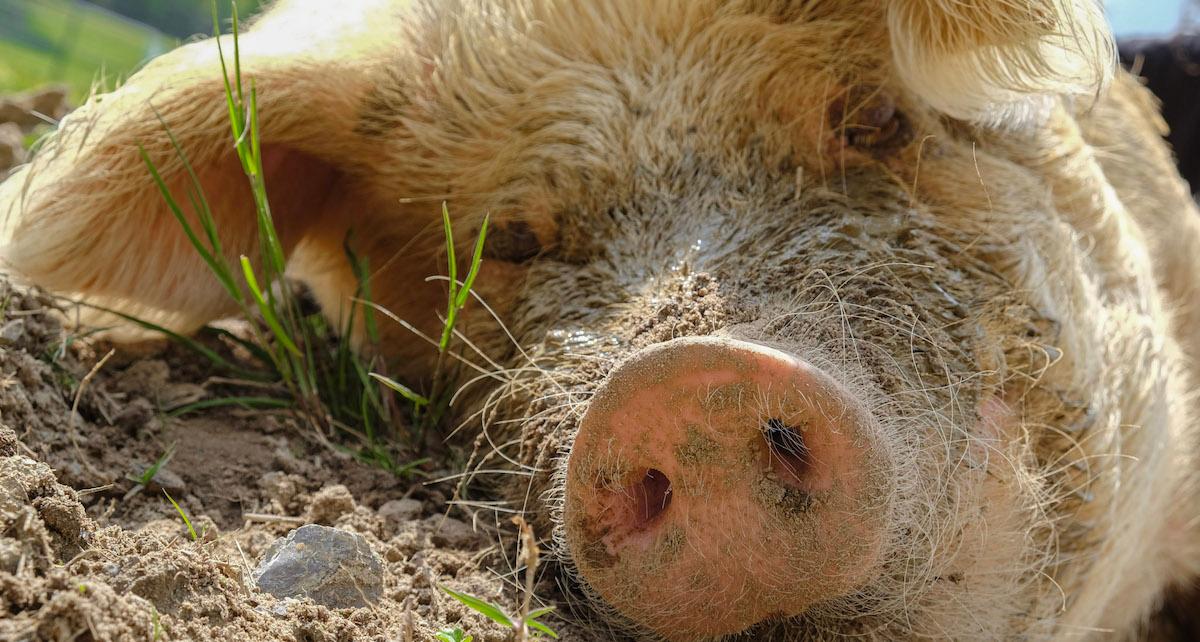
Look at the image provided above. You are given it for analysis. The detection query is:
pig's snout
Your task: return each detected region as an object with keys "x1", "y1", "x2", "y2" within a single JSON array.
[{"x1": 563, "y1": 337, "x2": 888, "y2": 640}]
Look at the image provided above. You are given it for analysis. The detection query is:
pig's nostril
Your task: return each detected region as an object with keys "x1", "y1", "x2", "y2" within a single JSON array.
[
  {"x1": 630, "y1": 469, "x2": 672, "y2": 529},
  {"x1": 765, "y1": 417, "x2": 810, "y2": 485}
]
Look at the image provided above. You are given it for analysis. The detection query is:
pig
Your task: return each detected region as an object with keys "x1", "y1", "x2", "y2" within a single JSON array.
[{"x1": 2, "y1": 0, "x2": 1200, "y2": 640}]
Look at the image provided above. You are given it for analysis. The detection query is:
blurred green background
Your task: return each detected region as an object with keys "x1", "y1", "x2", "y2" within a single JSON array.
[{"x1": 0, "y1": 0, "x2": 264, "y2": 102}]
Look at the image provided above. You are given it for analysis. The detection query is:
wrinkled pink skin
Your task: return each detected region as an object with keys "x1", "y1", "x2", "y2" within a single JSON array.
[{"x1": 564, "y1": 337, "x2": 886, "y2": 639}]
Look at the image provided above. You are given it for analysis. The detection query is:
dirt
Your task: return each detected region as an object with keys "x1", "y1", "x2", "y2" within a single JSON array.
[{"x1": 0, "y1": 280, "x2": 584, "y2": 642}]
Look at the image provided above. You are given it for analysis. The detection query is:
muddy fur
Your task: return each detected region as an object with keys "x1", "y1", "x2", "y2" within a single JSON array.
[{"x1": 2, "y1": 0, "x2": 1200, "y2": 640}]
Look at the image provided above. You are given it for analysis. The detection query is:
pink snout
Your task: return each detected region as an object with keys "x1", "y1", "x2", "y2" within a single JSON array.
[{"x1": 563, "y1": 337, "x2": 888, "y2": 640}]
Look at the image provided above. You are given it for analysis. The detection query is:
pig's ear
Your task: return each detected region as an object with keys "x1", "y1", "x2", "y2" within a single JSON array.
[
  {"x1": 886, "y1": 0, "x2": 1116, "y2": 125},
  {"x1": 0, "y1": 2, "x2": 404, "y2": 332}
]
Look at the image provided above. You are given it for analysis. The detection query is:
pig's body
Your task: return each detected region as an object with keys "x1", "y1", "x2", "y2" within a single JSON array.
[{"x1": 2, "y1": 1, "x2": 1199, "y2": 639}]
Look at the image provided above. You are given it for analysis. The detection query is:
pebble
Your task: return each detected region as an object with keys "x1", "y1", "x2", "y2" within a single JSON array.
[
  {"x1": 0, "y1": 319, "x2": 25, "y2": 346},
  {"x1": 145, "y1": 468, "x2": 186, "y2": 495},
  {"x1": 254, "y1": 524, "x2": 383, "y2": 608},
  {"x1": 426, "y1": 516, "x2": 479, "y2": 549},
  {"x1": 377, "y1": 498, "x2": 423, "y2": 523}
]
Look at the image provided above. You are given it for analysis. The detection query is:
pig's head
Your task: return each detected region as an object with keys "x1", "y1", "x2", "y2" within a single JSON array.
[
  {"x1": 443, "y1": 2, "x2": 1130, "y2": 639},
  {"x1": 7, "y1": 0, "x2": 1186, "y2": 640}
]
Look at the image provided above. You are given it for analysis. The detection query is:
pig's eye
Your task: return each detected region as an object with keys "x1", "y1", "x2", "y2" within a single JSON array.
[
  {"x1": 832, "y1": 88, "x2": 913, "y2": 156},
  {"x1": 483, "y1": 219, "x2": 543, "y2": 263}
]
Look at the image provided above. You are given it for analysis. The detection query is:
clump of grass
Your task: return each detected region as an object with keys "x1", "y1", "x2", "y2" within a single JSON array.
[
  {"x1": 372, "y1": 203, "x2": 489, "y2": 447},
  {"x1": 134, "y1": 1, "x2": 490, "y2": 475},
  {"x1": 439, "y1": 517, "x2": 558, "y2": 641},
  {"x1": 440, "y1": 585, "x2": 557, "y2": 640}
]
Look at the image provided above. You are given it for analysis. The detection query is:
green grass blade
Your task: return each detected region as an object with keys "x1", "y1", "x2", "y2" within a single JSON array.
[
  {"x1": 200, "y1": 326, "x2": 276, "y2": 367},
  {"x1": 441, "y1": 210, "x2": 458, "y2": 355},
  {"x1": 352, "y1": 360, "x2": 389, "y2": 418},
  {"x1": 526, "y1": 606, "x2": 556, "y2": 619},
  {"x1": 434, "y1": 630, "x2": 473, "y2": 642},
  {"x1": 343, "y1": 238, "x2": 378, "y2": 343},
  {"x1": 527, "y1": 619, "x2": 558, "y2": 639},
  {"x1": 442, "y1": 203, "x2": 458, "y2": 300},
  {"x1": 360, "y1": 389, "x2": 375, "y2": 441},
  {"x1": 168, "y1": 396, "x2": 292, "y2": 417},
  {"x1": 438, "y1": 207, "x2": 489, "y2": 353},
  {"x1": 212, "y1": 0, "x2": 244, "y2": 146},
  {"x1": 239, "y1": 256, "x2": 302, "y2": 357},
  {"x1": 231, "y1": 2, "x2": 244, "y2": 106},
  {"x1": 370, "y1": 373, "x2": 430, "y2": 406},
  {"x1": 78, "y1": 301, "x2": 269, "y2": 380},
  {"x1": 163, "y1": 491, "x2": 199, "y2": 541},
  {"x1": 438, "y1": 203, "x2": 459, "y2": 352},
  {"x1": 137, "y1": 146, "x2": 240, "y2": 302},
  {"x1": 454, "y1": 214, "x2": 489, "y2": 310},
  {"x1": 386, "y1": 457, "x2": 430, "y2": 477},
  {"x1": 150, "y1": 116, "x2": 243, "y2": 302},
  {"x1": 141, "y1": 443, "x2": 176, "y2": 485},
  {"x1": 439, "y1": 586, "x2": 514, "y2": 628},
  {"x1": 249, "y1": 85, "x2": 264, "y2": 183}
]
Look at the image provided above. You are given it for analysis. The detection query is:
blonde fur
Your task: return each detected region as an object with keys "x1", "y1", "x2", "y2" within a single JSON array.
[
  {"x1": 0, "y1": 1, "x2": 1197, "y2": 640},
  {"x1": 888, "y1": 0, "x2": 1115, "y2": 125}
]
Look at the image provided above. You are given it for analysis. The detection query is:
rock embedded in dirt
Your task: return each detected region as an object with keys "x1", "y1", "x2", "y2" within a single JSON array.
[
  {"x1": 112, "y1": 359, "x2": 171, "y2": 395},
  {"x1": 378, "y1": 498, "x2": 423, "y2": 523},
  {"x1": 142, "y1": 467, "x2": 187, "y2": 495},
  {"x1": 305, "y1": 484, "x2": 356, "y2": 524},
  {"x1": 426, "y1": 516, "x2": 481, "y2": 549},
  {"x1": 254, "y1": 524, "x2": 384, "y2": 608}
]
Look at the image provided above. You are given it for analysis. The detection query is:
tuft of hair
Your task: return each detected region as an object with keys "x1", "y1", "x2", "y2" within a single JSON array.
[{"x1": 887, "y1": 0, "x2": 1116, "y2": 126}]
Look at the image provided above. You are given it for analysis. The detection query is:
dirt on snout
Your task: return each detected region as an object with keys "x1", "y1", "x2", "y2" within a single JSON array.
[{"x1": 0, "y1": 280, "x2": 579, "y2": 642}]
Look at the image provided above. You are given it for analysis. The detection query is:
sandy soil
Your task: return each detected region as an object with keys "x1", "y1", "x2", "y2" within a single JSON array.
[{"x1": 0, "y1": 280, "x2": 584, "y2": 642}]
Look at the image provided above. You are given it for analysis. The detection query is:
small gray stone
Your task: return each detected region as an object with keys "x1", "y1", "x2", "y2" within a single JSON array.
[
  {"x1": 377, "y1": 498, "x2": 423, "y2": 523},
  {"x1": 254, "y1": 524, "x2": 383, "y2": 608},
  {"x1": 0, "y1": 319, "x2": 25, "y2": 346},
  {"x1": 426, "y1": 516, "x2": 480, "y2": 549},
  {"x1": 145, "y1": 468, "x2": 186, "y2": 495}
]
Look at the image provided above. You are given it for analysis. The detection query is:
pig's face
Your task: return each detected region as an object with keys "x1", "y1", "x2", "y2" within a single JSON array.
[
  {"x1": 7, "y1": 0, "x2": 1191, "y2": 640},
  {"x1": 502, "y1": 173, "x2": 1048, "y2": 640}
]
